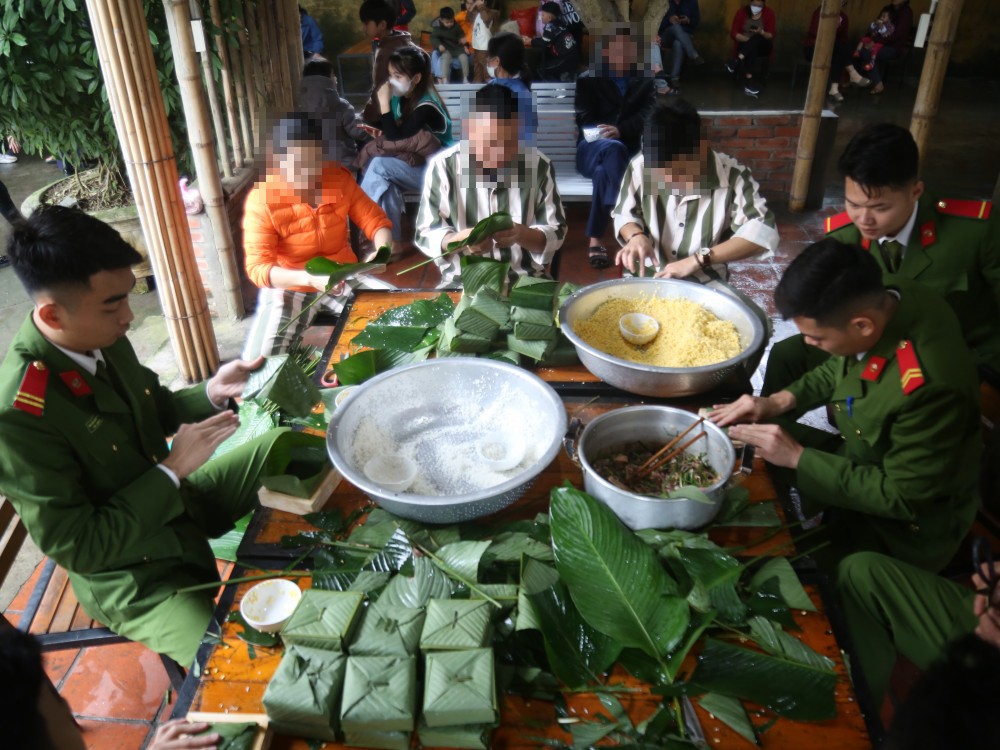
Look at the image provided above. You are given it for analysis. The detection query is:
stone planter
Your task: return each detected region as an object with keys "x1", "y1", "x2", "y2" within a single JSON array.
[{"x1": 21, "y1": 179, "x2": 154, "y2": 281}]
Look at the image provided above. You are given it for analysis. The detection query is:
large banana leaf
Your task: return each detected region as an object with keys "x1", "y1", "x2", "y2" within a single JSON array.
[
  {"x1": 748, "y1": 617, "x2": 834, "y2": 672},
  {"x1": 255, "y1": 355, "x2": 321, "y2": 418},
  {"x1": 691, "y1": 637, "x2": 837, "y2": 721},
  {"x1": 333, "y1": 350, "x2": 378, "y2": 384},
  {"x1": 549, "y1": 485, "x2": 689, "y2": 660},
  {"x1": 461, "y1": 256, "x2": 510, "y2": 296},
  {"x1": 522, "y1": 559, "x2": 622, "y2": 688},
  {"x1": 431, "y1": 540, "x2": 492, "y2": 581},
  {"x1": 379, "y1": 555, "x2": 452, "y2": 609},
  {"x1": 351, "y1": 294, "x2": 455, "y2": 352},
  {"x1": 747, "y1": 558, "x2": 817, "y2": 613},
  {"x1": 484, "y1": 531, "x2": 554, "y2": 563},
  {"x1": 446, "y1": 211, "x2": 514, "y2": 252},
  {"x1": 305, "y1": 245, "x2": 392, "y2": 285},
  {"x1": 212, "y1": 401, "x2": 277, "y2": 458},
  {"x1": 677, "y1": 548, "x2": 747, "y2": 626},
  {"x1": 697, "y1": 693, "x2": 758, "y2": 747}
]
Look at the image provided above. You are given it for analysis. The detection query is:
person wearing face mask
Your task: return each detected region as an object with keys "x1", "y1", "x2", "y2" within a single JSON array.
[
  {"x1": 359, "y1": 46, "x2": 453, "y2": 262},
  {"x1": 243, "y1": 114, "x2": 393, "y2": 357},
  {"x1": 414, "y1": 84, "x2": 566, "y2": 288},
  {"x1": 612, "y1": 98, "x2": 776, "y2": 373},
  {"x1": 725, "y1": 0, "x2": 776, "y2": 98},
  {"x1": 484, "y1": 32, "x2": 537, "y2": 143}
]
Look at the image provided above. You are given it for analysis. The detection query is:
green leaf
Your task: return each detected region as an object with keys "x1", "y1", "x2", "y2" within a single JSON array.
[
  {"x1": 460, "y1": 256, "x2": 510, "y2": 296},
  {"x1": 549, "y1": 485, "x2": 688, "y2": 661},
  {"x1": 697, "y1": 693, "x2": 758, "y2": 747},
  {"x1": 305, "y1": 245, "x2": 391, "y2": 285},
  {"x1": 522, "y1": 559, "x2": 622, "y2": 688},
  {"x1": 333, "y1": 349, "x2": 378, "y2": 385},
  {"x1": 379, "y1": 556, "x2": 452, "y2": 609},
  {"x1": 692, "y1": 637, "x2": 837, "y2": 721},
  {"x1": 259, "y1": 472, "x2": 322, "y2": 498},
  {"x1": 747, "y1": 617, "x2": 835, "y2": 672},
  {"x1": 212, "y1": 401, "x2": 276, "y2": 458},
  {"x1": 484, "y1": 531, "x2": 554, "y2": 563},
  {"x1": 714, "y1": 487, "x2": 780, "y2": 527},
  {"x1": 445, "y1": 211, "x2": 513, "y2": 252},
  {"x1": 352, "y1": 325, "x2": 430, "y2": 351},
  {"x1": 254, "y1": 355, "x2": 320, "y2": 418},
  {"x1": 227, "y1": 611, "x2": 279, "y2": 647},
  {"x1": 747, "y1": 558, "x2": 817, "y2": 612},
  {"x1": 678, "y1": 548, "x2": 747, "y2": 625},
  {"x1": 432, "y1": 540, "x2": 492, "y2": 581}
]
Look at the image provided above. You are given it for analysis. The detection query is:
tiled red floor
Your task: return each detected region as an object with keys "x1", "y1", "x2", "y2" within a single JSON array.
[
  {"x1": 60, "y1": 641, "x2": 171, "y2": 721},
  {"x1": 77, "y1": 718, "x2": 154, "y2": 750}
]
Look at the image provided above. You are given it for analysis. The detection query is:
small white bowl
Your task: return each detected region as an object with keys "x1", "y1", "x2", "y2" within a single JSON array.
[
  {"x1": 478, "y1": 434, "x2": 527, "y2": 471},
  {"x1": 619, "y1": 312, "x2": 660, "y2": 346},
  {"x1": 334, "y1": 387, "x2": 355, "y2": 408},
  {"x1": 240, "y1": 579, "x2": 302, "y2": 633},
  {"x1": 583, "y1": 126, "x2": 603, "y2": 142},
  {"x1": 364, "y1": 454, "x2": 418, "y2": 493}
]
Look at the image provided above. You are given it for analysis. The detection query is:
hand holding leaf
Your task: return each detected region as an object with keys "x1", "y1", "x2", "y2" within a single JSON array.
[{"x1": 397, "y1": 213, "x2": 514, "y2": 275}]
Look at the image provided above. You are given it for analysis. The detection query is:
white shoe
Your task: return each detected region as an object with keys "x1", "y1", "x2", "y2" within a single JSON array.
[{"x1": 0, "y1": 154, "x2": 16, "y2": 163}]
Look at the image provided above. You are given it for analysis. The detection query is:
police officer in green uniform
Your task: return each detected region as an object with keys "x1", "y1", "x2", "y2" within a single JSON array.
[
  {"x1": 712, "y1": 239, "x2": 980, "y2": 573},
  {"x1": 763, "y1": 122, "x2": 1000, "y2": 397},
  {"x1": 0, "y1": 206, "x2": 288, "y2": 664}
]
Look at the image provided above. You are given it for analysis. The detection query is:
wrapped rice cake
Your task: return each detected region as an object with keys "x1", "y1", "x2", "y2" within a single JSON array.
[
  {"x1": 262, "y1": 645, "x2": 345, "y2": 741},
  {"x1": 420, "y1": 599, "x2": 493, "y2": 651},
  {"x1": 340, "y1": 655, "x2": 417, "y2": 734},
  {"x1": 422, "y1": 648, "x2": 497, "y2": 728},
  {"x1": 418, "y1": 719, "x2": 494, "y2": 749},
  {"x1": 349, "y1": 602, "x2": 425, "y2": 657},
  {"x1": 342, "y1": 729, "x2": 411, "y2": 750},
  {"x1": 280, "y1": 589, "x2": 363, "y2": 651}
]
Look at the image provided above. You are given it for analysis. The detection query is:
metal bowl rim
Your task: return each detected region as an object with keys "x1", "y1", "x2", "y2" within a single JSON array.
[
  {"x1": 577, "y1": 405, "x2": 736, "y2": 505},
  {"x1": 325, "y1": 358, "x2": 568, "y2": 506},
  {"x1": 558, "y1": 278, "x2": 765, "y2": 375}
]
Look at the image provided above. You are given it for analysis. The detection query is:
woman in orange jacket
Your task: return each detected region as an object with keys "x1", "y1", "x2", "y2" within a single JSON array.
[{"x1": 242, "y1": 114, "x2": 393, "y2": 358}]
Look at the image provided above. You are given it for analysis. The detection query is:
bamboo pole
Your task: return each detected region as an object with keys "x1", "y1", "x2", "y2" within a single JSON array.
[
  {"x1": 84, "y1": 0, "x2": 219, "y2": 381},
  {"x1": 910, "y1": 0, "x2": 965, "y2": 161},
  {"x1": 255, "y1": 1, "x2": 279, "y2": 112},
  {"x1": 164, "y1": 0, "x2": 246, "y2": 320},
  {"x1": 243, "y1": 0, "x2": 266, "y2": 141},
  {"x1": 269, "y1": 0, "x2": 295, "y2": 111},
  {"x1": 284, "y1": 0, "x2": 304, "y2": 78},
  {"x1": 227, "y1": 6, "x2": 254, "y2": 162},
  {"x1": 208, "y1": 0, "x2": 245, "y2": 167},
  {"x1": 788, "y1": 0, "x2": 842, "y2": 212},
  {"x1": 191, "y1": 0, "x2": 233, "y2": 177}
]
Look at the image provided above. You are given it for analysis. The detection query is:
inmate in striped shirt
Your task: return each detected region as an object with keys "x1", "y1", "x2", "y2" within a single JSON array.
[
  {"x1": 612, "y1": 150, "x2": 780, "y2": 283},
  {"x1": 414, "y1": 141, "x2": 567, "y2": 288}
]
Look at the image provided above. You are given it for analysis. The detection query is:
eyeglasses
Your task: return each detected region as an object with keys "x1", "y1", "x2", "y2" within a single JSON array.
[{"x1": 973, "y1": 536, "x2": 1000, "y2": 608}]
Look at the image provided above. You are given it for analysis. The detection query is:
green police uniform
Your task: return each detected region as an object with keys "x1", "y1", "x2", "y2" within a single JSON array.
[
  {"x1": 0, "y1": 314, "x2": 287, "y2": 664},
  {"x1": 836, "y1": 551, "x2": 978, "y2": 706},
  {"x1": 763, "y1": 194, "x2": 1000, "y2": 395},
  {"x1": 780, "y1": 278, "x2": 980, "y2": 572}
]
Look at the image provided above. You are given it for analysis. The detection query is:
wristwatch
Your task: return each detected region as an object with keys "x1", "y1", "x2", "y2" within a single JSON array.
[{"x1": 695, "y1": 247, "x2": 713, "y2": 268}]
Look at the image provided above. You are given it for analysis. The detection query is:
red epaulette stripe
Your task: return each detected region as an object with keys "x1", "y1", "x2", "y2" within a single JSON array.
[
  {"x1": 825, "y1": 211, "x2": 854, "y2": 234},
  {"x1": 936, "y1": 199, "x2": 992, "y2": 220},
  {"x1": 896, "y1": 340, "x2": 925, "y2": 395},
  {"x1": 13, "y1": 362, "x2": 49, "y2": 416}
]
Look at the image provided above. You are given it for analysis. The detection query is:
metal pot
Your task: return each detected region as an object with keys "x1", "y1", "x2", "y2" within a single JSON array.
[
  {"x1": 558, "y1": 278, "x2": 765, "y2": 398},
  {"x1": 574, "y1": 405, "x2": 736, "y2": 530}
]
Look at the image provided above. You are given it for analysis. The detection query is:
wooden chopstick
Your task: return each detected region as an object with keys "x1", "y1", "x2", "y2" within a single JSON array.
[
  {"x1": 637, "y1": 430, "x2": 707, "y2": 478},
  {"x1": 636, "y1": 417, "x2": 705, "y2": 474}
]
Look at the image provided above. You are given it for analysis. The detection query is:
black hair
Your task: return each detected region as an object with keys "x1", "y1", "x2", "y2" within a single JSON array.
[
  {"x1": 487, "y1": 32, "x2": 530, "y2": 83},
  {"x1": 302, "y1": 58, "x2": 334, "y2": 79},
  {"x1": 642, "y1": 98, "x2": 702, "y2": 166},
  {"x1": 270, "y1": 112, "x2": 324, "y2": 156},
  {"x1": 7, "y1": 205, "x2": 141, "y2": 296},
  {"x1": 472, "y1": 83, "x2": 519, "y2": 121},
  {"x1": 540, "y1": 2, "x2": 562, "y2": 15},
  {"x1": 774, "y1": 238, "x2": 886, "y2": 325},
  {"x1": 359, "y1": 0, "x2": 396, "y2": 27},
  {"x1": 0, "y1": 628, "x2": 56, "y2": 750},
  {"x1": 387, "y1": 47, "x2": 444, "y2": 121},
  {"x1": 439, "y1": 6, "x2": 455, "y2": 20},
  {"x1": 884, "y1": 634, "x2": 1000, "y2": 750},
  {"x1": 838, "y1": 123, "x2": 919, "y2": 194}
]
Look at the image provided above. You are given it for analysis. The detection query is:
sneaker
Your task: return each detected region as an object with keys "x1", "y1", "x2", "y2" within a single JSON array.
[
  {"x1": 0, "y1": 154, "x2": 16, "y2": 164},
  {"x1": 744, "y1": 82, "x2": 761, "y2": 98},
  {"x1": 0, "y1": 255, "x2": 9, "y2": 268},
  {"x1": 724, "y1": 59, "x2": 738, "y2": 75}
]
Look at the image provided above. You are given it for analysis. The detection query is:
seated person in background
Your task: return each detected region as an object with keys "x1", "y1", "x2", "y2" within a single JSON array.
[
  {"x1": 656, "y1": 0, "x2": 703, "y2": 89},
  {"x1": 525, "y1": 2, "x2": 580, "y2": 82},
  {"x1": 0, "y1": 206, "x2": 289, "y2": 664},
  {"x1": 299, "y1": 4, "x2": 324, "y2": 59},
  {"x1": 725, "y1": 0, "x2": 776, "y2": 99},
  {"x1": 359, "y1": 46, "x2": 453, "y2": 260},
  {"x1": 712, "y1": 240, "x2": 981, "y2": 574},
  {"x1": 430, "y1": 6, "x2": 470, "y2": 84},
  {"x1": 297, "y1": 58, "x2": 368, "y2": 166},
  {"x1": 856, "y1": 6, "x2": 895, "y2": 69},
  {"x1": 414, "y1": 84, "x2": 566, "y2": 288},
  {"x1": 803, "y1": 0, "x2": 850, "y2": 102},
  {"x1": 360, "y1": 0, "x2": 417, "y2": 124},
  {"x1": 533, "y1": 0, "x2": 585, "y2": 47},
  {"x1": 243, "y1": 114, "x2": 392, "y2": 357},
  {"x1": 848, "y1": 0, "x2": 914, "y2": 94},
  {"x1": 485, "y1": 31, "x2": 538, "y2": 143},
  {"x1": 468, "y1": 0, "x2": 499, "y2": 82},
  {"x1": 612, "y1": 97, "x2": 777, "y2": 372},
  {"x1": 575, "y1": 23, "x2": 655, "y2": 270},
  {"x1": 835, "y1": 549, "x2": 1000, "y2": 714},
  {"x1": 763, "y1": 123, "x2": 1000, "y2": 395}
]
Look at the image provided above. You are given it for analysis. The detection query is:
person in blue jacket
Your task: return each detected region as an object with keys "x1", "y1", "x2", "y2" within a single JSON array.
[
  {"x1": 299, "y1": 5, "x2": 324, "y2": 58},
  {"x1": 485, "y1": 32, "x2": 537, "y2": 144},
  {"x1": 657, "y1": 0, "x2": 703, "y2": 86}
]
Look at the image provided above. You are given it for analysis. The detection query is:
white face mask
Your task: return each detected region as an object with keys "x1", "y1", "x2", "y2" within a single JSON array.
[
  {"x1": 486, "y1": 64, "x2": 497, "y2": 78},
  {"x1": 750, "y1": 4, "x2": 763, "y2": 15},
  {"x1": 389, "y1": 78, "x2": 412, "y2": 96}
]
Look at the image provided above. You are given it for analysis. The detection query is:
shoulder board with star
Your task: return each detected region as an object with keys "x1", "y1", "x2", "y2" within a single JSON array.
[
  {"x1": 13, "y1": 361, "x2": 50, "y2": 417},
  {"x1": 935, "y1": 199, "x2": 992, "y2": 220},
  {"x1": 896, "y1": 339, "x2": 925, "y2": 395},
  {"x1": 824, "y1": 211, "x2": 855, "y2": 235}
]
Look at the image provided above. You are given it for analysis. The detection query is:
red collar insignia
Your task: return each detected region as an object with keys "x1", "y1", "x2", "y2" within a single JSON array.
[
  {"x1": 861, "y1": 355, "x2": 887, "y2": 382},
  {"x1": 59, "y1": 370, "x2": 93, "y2": 397},
  {"x1": 920, "y1": 220, "x2": 936, "y2": 247}
]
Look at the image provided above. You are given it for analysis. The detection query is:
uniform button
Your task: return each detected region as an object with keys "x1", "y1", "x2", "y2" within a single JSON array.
[
  {"x1": 834, "y1": 404, "x2": 841, "y2": 411},
  {"x1": 908, "y1": 523, "x2": 920, "y2": 533},
  {"x1": 143, "y1": 556, "x2": 150, "y2": 562},
  {"x1": 671, "y1": 251, "x2": 677, "y2": 256},
  {"x1": 152, "y1": 454, "x2": 159, "y2": 462},
  {"x1": 679, "y1": 222, "x2": 685, "y2": 227},
  {"x1": 144, "y1": 388, "x2": 151, "y2": 396},
  {"x1": 112, "y1": 444, "x2": 118, "y2": 452},
  {"x1": 854, "y1": 429, "x2": 861, "y2": 436},
  {"x1": 937, "y1": 200, "x2": 947, "y2": 209}
]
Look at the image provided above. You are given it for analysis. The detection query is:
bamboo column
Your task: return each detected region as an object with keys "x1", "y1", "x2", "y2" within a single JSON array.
[
  {"x1": 243, "y1": 0, "x2": 266, "y2": 141},
  {"x1": 268, "y1": 0, "x2": 295, "y2": 111},
  {"x1": 227, "y1": 7, "x2": 255, "y2": 161},
  {"x1": 910, "y1": 0, "x2": 965, "y2": 160},
  {"x1": 254, "y1": 1, "x2": 279, "y2": 112},
  {"x1": 163, "y1": 0, "x2": 246, "y2": 320},
  {"x1": 283, "y1": 0, "x2": 304, "y2": 81},
  {"x1": 85, "y1": 0, "x2": 219, "y2": 382},
  {"x1": 208, "y1": 0, "x2": 245, "y2": 167},
  {"x1": 191, "y1": 0, "x2": 233, "y2": 177},
  {"x1": 788, "y1": 0, "x2": 842, "y2": 212}
]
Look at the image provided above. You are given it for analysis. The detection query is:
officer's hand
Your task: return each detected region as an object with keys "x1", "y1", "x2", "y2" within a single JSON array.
[
  {"x1": 727, "y1": 423, "x2": 804, "y2": 469},
  {"x1": 710, "y1": 395, "x2": 768, "y2": 426},
  {"x1": 162, "y1": 412, "x2": 240, "y2": 480},
  {"x1": 973, "y1": 563, "x2": 1000, "y2": 649},
  {"x1": 207, "y1": 357, "x2": 265, "y2": 403},
  {"x1": 149, "y1": 720, "x2": 218, "y2": 750}
]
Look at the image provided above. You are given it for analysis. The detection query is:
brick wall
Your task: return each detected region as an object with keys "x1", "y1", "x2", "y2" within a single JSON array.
[{"x1": 703, "y1": 111, "x2": 800, "y2": 202}]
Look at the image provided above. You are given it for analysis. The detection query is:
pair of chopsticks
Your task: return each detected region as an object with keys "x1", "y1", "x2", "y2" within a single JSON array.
[{"x1": 636, "y1": 417, "x2": 706, "y2": 478}]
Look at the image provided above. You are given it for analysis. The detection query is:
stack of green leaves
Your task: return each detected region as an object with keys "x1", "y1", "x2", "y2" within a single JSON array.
[
  {"x1": 243, "y1": 353, "x2": 320, "y2": 419},
  {"x1": 262, "y1": 645, "x2": 346, "y2": 741},
  {"x1": 280, "y1": 589, "x2": 364, "y2": 650},
  {"x1": 340, "y1": 655, "x2": 417, "y2": 749},
  {"x1": 419, "y1": 599, "x2": 493, "y2": 651},
  {"x1": 421, "y1": 648, "x2": 497, "y2": 736},
  {"x1": 349, "y1": 601, "x2": 426, "y2": 657},
  {"x1": 258, "y1": 432, "x2": 330, "y2": 499}
]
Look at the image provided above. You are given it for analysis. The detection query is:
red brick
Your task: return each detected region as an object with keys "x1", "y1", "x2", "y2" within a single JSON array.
[
  {"x1": 756, "y1": 114, "x2": 798, "y2": 127},
  {"x1": 759, "y1": 137, "x2": 791, "y2": 148},
  {"x1": 718, "y1": 116, "x2": 754, "y2": 126},
  {"x1": 707, "y1": 126, "x2": 738, "y2": 138},
  {"x1": 189, "y1": 231, "x2": 204, "y2": 243},
  {"x1": 752, "y1": 159, "x2": 793, "y2": 171},
  {"x1": 775, "y1": 126, "x2": 802, "y2": 138},
  {"x1": 736, "y1": 126, "x2": 776, "y2": 138},
  {"x1": 187, "y1": 215, "x2": 201, "y2": 229}
]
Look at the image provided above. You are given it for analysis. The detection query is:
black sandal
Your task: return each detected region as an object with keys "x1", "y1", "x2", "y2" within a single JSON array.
[{"x1": 588, "y1": 245, "x2": 611, "y2": 270}]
